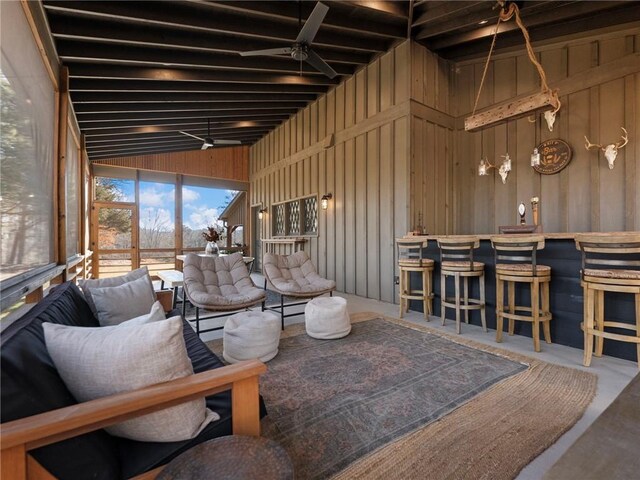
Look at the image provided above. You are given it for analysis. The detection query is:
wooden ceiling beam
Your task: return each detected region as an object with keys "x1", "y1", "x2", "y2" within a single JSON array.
[
  {"x1": 74, "y1": 101, "x2": 307, "y2": 114},
  {"x1": 69, "y1": 79, "x2": 328, "y2": 94},
  {"x1": 331, "y1": 1, "x2": 409, "y2": 19},
  {"x1": 88, "y1": 140, "x2": 261, "y2": 156},
  {"x1": 79, "y1": 115, "x2": 290, "y2": 131},
  {"x1": 77, "y1": 109, "x2": 300, "y2": 123},
  {"x1": 47, "y1": 14, "x2": 372, "y2": 65},
  {"x1": 427, "y1": 1, "x2": 627, "y2": 50},
  {"x1": 89, "y1": 144, "x2": 257, "y2": 160},
  {"x1": 43, "y1": 1, "x2": 388, "y2": 52},
  {"x1": 203, "y1": 1, "x2": 406, "y2": 39},
  {"x1": 66, "y1": 63, "x2": 339, "y2": 86},
  {"x1": 412, "y1": 1, "x2": 485, "y2": 28},
  {"x1": 85, "y1": 128, "x2": 272, "y2": 144},
  {"x1": 83, "y1": 122, "x2": 283, "y2": 137},
  {"x1": 86, "y1": 135, "x2": 256, "y2": 151},
  {"x1": 55, "y1": 39, "x2": 354, "y2": 77},
  {"x1": 70, "y1": 91, "x2": 318, "y2": 103}
]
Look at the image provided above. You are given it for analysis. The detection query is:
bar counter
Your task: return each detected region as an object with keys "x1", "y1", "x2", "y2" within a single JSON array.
[{"x1": 401, "y1": 233, "x2": 637, "y2": 362}]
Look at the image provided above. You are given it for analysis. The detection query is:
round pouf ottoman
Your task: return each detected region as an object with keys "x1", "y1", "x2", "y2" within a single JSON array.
[
  {"x1": 223, "y1": 311, "x2": 281, "y2": 364},
  {"x1": 305, "y1": 296, "x2": 351, "y2": 339}
]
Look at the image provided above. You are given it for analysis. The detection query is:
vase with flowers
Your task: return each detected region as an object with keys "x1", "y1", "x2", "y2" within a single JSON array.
[{"x1": 202, "y1": 225, "x2": 220, "y2": 256}]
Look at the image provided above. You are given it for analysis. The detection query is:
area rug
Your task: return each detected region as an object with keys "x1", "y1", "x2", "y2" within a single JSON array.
[{"x1": 207, "y1": 313, "x2": 597, "y2": 480}]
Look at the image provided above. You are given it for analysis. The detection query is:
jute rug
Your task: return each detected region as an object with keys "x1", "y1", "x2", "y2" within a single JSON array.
[{"x1": 207, "y1": 312, "x2": 597, "y2": 480}]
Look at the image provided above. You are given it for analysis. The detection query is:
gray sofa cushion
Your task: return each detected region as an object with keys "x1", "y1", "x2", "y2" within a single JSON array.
[
  {"x1": 263, "y1": 251, "x2": 336, "y2": 295},
  {"x1": 183, "y1": 253, "x2": 265, "y2": 308},
  {"x1": 90, "y1": 275, "x2": 157, "y2": 326}
]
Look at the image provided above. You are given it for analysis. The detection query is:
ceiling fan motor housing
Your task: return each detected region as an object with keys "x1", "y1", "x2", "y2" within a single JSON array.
[{"x1": 291, "y1": 44, "x2": 309, "y2": 61}]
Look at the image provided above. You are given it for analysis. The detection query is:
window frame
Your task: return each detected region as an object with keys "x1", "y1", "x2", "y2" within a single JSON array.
[{"x1": 271, "y1": 194, "x2": 319, "y2": 238}]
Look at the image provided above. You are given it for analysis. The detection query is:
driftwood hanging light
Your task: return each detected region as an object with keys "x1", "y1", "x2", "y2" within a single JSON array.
[{"x1": 465, "y1": 2, "x2": 561, "y2": 132}]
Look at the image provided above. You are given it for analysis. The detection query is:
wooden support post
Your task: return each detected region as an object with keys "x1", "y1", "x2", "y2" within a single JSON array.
[
  {"x1": 231, "y1": 377, "x2": 261, "y2": 437},
  {"x1": 25, "y1": 287, "x2": 44, "y2": 304},
  {"x1": 1, "y1": 445, "x2": 27, "y2": 480},
  {"x1": 465, "y1": 90, "x2": 558, "y2": 132},
  {"x1": 57, "y1": 66, "x2": 70, "y2": 278},
  {"x1": 175, "y1": 174, "x2": 183, "y2": 268}
]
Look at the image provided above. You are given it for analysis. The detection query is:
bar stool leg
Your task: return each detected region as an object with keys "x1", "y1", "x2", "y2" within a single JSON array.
[
  {"x1": 532, "y1": 278, "x2": 540, "y2": 352},
  {"x1": 422, "y1": 269, "x2": 429, "y2": 319},
  {"x1": 441, "y1": 272, "x2": 446, "y2": 326},
  {"x1": 542, "y1": 280, "x2": 551, "y2": 344},
  {"x1": 454, "y1": 273, "x2": 461, "y2": 334},
  {"x1": 399, "y1": 268, "x2": 405, "y2": 318},
  {"x1": 496, "y1": 277, "x2": 504, "y2": 343},
  {"x1": 584, "y1": 285, "x2": 595, "y2": 367},
  {"x1": 508, "y1": 281, "x2": 515, "y2": 336},
  {"x1": 595, "y1": 289, "x2": 605, "y2": 357},
  {"x1": 479, "y1": 273, "x2": 487, "y2": 332},
  {"x1": 427, "y1": 269, "x2": 433, "y2": 316},
  {"x1": 463, "y1": 276, "x2": 469, "y2": 324},
  {"x1": 635, "y1": 293, "x2": 640, "y2": 368}
]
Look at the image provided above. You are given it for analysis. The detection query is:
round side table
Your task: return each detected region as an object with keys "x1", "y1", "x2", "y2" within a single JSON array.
[{"x1": 157, "y1": 435, "x2": 293, "y2": 480}]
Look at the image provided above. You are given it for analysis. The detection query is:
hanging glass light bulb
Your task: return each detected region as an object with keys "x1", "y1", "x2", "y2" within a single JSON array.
[
  {"x1": 478, "y1": 157, "x2": 489, "y2": 176},
  {"x1": 531, "y1": 147, "x2": 541, "y2": 167}
]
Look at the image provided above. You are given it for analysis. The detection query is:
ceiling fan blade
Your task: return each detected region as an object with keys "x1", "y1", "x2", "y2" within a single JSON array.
[
  {"x1": 201, "y1": 144, "x2": 210, "y2": 150},
  {"x1": 305, "y1": 49, "x2": 337, "y2": 79},
  {"x1": 213, "y1": 139, "x2": 242, "y2": 145},
  {"x1": 296, "y1": 2, "x2": 329, "y2": 44},
  {"x1": 179, "y1": 131, "x2": 205, "y2": 142},
  {"x1": 240, "y1": 47, "x2": 292, "y2": 57}
]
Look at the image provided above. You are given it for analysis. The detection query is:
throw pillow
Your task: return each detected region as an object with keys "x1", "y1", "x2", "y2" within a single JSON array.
[
  {"x1": 90, "y1": 275, "x2": 156, "y2": 326},
  {"x1": 79, "y1": 267, "x2": 156, "y2": 316},
  {"x1": 43, "y1": 316, "x2": 219, "y2": 442},
  {"x1": 117, "y1": 300, "x2": 166, "y2": 327}
]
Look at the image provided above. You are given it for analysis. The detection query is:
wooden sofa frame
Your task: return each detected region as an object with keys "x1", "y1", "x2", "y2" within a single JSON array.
[{"x1": 0, "y1": 358, "x2": 266, "y2": 480}]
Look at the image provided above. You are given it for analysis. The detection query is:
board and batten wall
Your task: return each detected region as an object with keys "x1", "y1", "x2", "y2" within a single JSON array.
[
  {"x1": 453, "y1": 30, "x2": 640, "y2": 234},
  {"x1": 251, "y1": 41, "x2": 453, "y2": 302}
]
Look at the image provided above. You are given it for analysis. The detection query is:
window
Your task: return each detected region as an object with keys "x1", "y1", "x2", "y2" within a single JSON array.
[
  {"x1": 139, "y1": 180, "x2": 175, "y2": 249},
  {"x1": 0, "y1": 1, "x2": 56, "y2": 284},
  {"x1": 181, "y1": 185, "x2": 232, "y2": 249},
  {"x1": 94, "y1": 177, "x2": 134, "y2": 203},
  {"x1": 272, "y1": 195, "x2": 318, "y2": 237}
]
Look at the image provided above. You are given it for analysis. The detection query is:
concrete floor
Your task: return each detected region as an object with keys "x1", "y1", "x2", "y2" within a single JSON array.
[{"x1": 190, "y1": 274, "x2": 638, "y2": 480}]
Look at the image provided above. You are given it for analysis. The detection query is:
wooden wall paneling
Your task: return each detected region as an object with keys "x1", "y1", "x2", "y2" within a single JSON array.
[
  {"x1": 367, "y1": 59, "x2": 380, "y2": 118},
  {"x1": 379, "y1": 123, "x2": 394, "y2": 303},
  {"x1": 437, "y1": 56, "x2": 450, "y2": 113},
  {"x1": 395, "y1": 41, "x2": 410, "y2": 105},
  {"x1": 393, "y1": 115, "x2": 410, "y2": 302},
  {"x1": 335, "y1": 84, "x2": 346, "y2": 132},
  {"x1": 435, "y1": 125, "x2": 448, "y2": 233},
  {"x1": 425, "y1": 122, "x2": 436, "y2": 233},
  {"x1": 344, "y1": 138, "x2": 356, "y2": 294},
  {"x1": 380, "y1": 50, "x2": 394, "y2": 111},
  {"x1": 334, "y1": 142, "x2": 345, "y2": 292},
  {"x1": 633, "y1": 71, "x2": 640, "y2": 230},
  {"x1": 310, "y1": 154, "x2": 318, "y2": 267},
  {"x1": 411, "y1": 41, "x2": 425, "y2": 105},
  {"x1": 366, "y1": 129, "x2": 380, "y2": 300},
  {"x1": 409, "y1": 117, "x2": 420, "y2": 231},
  {"x1": 355, "y1": 133, "x2": 367, "y2": 297},
  {"x1": 453, "y1": 64, "x2": 473, "y2": 233},
  {"x1": 345, "y1": 77, "x2": 355, "y2": 129},
  {"x1": 318, "y1": 150, "x2": 327, "y2": 277},
  {"x1": 310, "y1": 103, "x2": 318, "y2": 145},
  {"x1": 326, "y1": 146, "x2": 336, "y2": 284},
  {"x1": 356, "y1": 69, "x2": 367, "y2": 123}
]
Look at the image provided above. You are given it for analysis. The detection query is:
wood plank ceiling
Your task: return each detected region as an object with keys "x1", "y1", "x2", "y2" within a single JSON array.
[{"x1": 42, "y1": 1, "x2": 639, "y2": 161}]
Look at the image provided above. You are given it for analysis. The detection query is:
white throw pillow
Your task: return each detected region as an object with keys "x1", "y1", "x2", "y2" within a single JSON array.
[
  {"x1": 79, "y1": 267, "x2": 156, "y2": 317},
  {"x1": 118, "y1": 301, "x2": 166, "y2": 327},
  {"x1": 90, "y1": 275, "x2": 156, "y2": 326},
  {"x1": 43, "y1": 316, "x2": 219, "y2": 442}
]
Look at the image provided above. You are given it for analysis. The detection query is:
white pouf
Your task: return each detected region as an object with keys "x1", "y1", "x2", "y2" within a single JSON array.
[
  {"x1": 305, "y1": 296, "x2": 351, "y2": 339},
  {"x1": 223, "y1": 311, "x2": 281, "y2": 364}
]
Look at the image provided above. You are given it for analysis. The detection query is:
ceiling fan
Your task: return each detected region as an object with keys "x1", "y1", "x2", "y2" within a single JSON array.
[
  {"x1": 239, "y1": 2, "x2": 337, "y2": 79},
  {"x1": 179, "y1": 119, "x2": 242, "y2": 149}
]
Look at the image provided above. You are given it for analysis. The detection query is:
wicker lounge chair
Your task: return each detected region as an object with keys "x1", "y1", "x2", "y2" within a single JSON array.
[
  {"x1": 183, "y1": 252, "x2": 266, "y2": 335},
  {"x1": 262, "y1": 251, "x2": 336, "y2": 329}
]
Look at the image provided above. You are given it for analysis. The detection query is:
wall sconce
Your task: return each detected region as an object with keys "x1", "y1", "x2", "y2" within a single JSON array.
[
  {"x1": 258, "y1": 208, "x2": 267, "y2": 220},
  {"x1": 321, "y1": 193, "x2": 332, "y2": 210},
  {"x1": 530, "y1": 148, "x2": 541, "y2": 167},
  {"x1": 477, "y1": 154, "x2": 511, "y2": 184}
]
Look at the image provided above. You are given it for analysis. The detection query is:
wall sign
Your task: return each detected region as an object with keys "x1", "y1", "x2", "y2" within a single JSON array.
[{"x1": 533, "y1": 139, "x2": 572, "y2": 175}]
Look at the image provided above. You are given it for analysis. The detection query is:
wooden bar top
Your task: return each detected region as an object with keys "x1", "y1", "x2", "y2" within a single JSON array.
[{"x1": 396, "y1": 232, "x2": 638, "y2": 242}]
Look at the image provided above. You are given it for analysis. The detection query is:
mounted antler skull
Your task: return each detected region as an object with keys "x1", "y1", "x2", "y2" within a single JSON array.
[{"x1": 584, "y1": 127, "x2": 629, "y2": 169}]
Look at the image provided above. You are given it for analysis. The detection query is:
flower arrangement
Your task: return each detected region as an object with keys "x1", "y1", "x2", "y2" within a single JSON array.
[{"x1": 201, "y1": 225, "x2": 220, "y2": 243}]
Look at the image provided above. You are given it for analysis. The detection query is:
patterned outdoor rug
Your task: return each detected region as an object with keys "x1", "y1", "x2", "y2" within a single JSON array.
[{"x1": 207, "y1": 313, "x2": 597, "y2": 480}]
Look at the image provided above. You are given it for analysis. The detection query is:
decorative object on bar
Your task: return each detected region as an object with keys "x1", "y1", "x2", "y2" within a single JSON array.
[
  {"x1": 202, "y1": 225, "x2": 220, "y2": 256},
  {"x1": 397, "y1": 237, "x2": 434, "y2": 320},
  {"x1": 530, "y1": 148, "x2": 541, "y2": 167},
  {"x1": 465, "y1": 2, "x2": 561, "y2": 132},
  {"x1": 438, "y1": 236, "x2": 486, "y2": 335},
  {"x1": 491, "y1": 235, "x2": 552, "y2": 352},
  {"x1": 518, "y1": 202, "x2": 526, "y2": 225},
  {"x1": 574, "y1": 233, "x2": 640, "y2": 368},
  {"x1": 258, "y1": 208, "x2": 268, "y2": 220},
  {"x1": 533, "y1": 139, "x2": 572, "y2": 175},
  {"x1": 478, "y1": 153, "x2": 511, "y2": 184},
  {"x1": 413, "y1": 212, "x2": 424, "y2": 235},
  {"x1": 531, "y1": 197, "x2": 540, "y2": 225},
  {"x1": 320, "y1": 193, "x2": 332, "y2": 210},
  {"x1": 584, "y1": 127, "x2": 628, "y2": 170}
]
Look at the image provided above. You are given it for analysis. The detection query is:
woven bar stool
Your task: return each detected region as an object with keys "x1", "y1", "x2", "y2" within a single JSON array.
[
  {"x1": 575, "y1": 233, "x2": 640, "y2": 368},
  {"x1": 491, "y1": 235, "x2": 552, "y2": 352},
  {"x1": 438, "y1": 236, "x2": 486, "y2": 334},
  {"x1": 397, "y1": 237, "x2": 434, "y2": 319}
]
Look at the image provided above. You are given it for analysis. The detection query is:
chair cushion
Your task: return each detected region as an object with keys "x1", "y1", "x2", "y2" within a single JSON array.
[
  {"x1": 496, "y1": 263, "x2": 551, "y2": 276},
  {"x1": 1, "y1": 282, "x2": 120, "y2": 480},
  {"x1": 398, "y1": 258, "x2": 435, "y2": 268},
  {"x1": 183, "y1": 253, "x2": 265, "y2": 308},
  {"x1": 583, "y1": 268, "x2": 640, "y2": 280},
  {"x1": 263, "y1": 251, "x2": 336, "y2": 295},
  {"x1": 441, "y1": 261, "x2": 484, "y2": 272},
  {"x1": 43, "y1": 316, "x2": 218, "y2": 443},
  {"x1": 79, "y1": 267, "x2": 155, "y2": 317}
]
